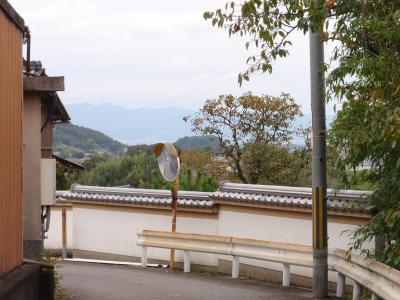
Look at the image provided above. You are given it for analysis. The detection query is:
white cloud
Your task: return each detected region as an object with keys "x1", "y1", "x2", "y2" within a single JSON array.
[
  {"x1": 159, "y1": 57, "x2": 187, "y2": 72},
  {"x1": 192, "y1": 74, "x2": 209, "y2": 81},
  {"x1": 217, "y1": 72, "x2": 237, "y2": 81},
  {"x1": 10, "y1": 0, "x2": 337, "y2": 114}
]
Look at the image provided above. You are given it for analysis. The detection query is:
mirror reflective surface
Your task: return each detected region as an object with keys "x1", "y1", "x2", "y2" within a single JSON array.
[{"x1": 157, "y1": 143, "x2": 180, "y2": 181}]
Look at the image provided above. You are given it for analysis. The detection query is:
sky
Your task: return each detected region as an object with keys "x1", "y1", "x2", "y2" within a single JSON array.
[{"x1": 10, "y1": 0, "x2": 337, "y2": 114}]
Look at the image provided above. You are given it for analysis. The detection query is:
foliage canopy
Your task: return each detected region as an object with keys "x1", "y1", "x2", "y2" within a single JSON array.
[
  {"x1": 185, "y1": 92, "x2": 304, "y2": 184},
  {"x1": 78, "y1": 146, "x2": 219, "y2": 192}
]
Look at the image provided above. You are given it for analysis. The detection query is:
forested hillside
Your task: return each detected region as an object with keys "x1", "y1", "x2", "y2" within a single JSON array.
[
  {"x1": 174, "y1": 135, "x2": 220, "y2": 152},
  {"x1": 54, "y1": 123, "x2": 125, "y2": 157}
]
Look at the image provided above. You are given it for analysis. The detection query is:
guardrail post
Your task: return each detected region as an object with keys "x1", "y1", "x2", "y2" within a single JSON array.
[
  {"x1": 282, "y1": 263, "x2": 290, "y2": 287},
  {"x1": 184, "y1": 250, "x2": 191, "y2": 273},
  {"x1": 336, "y1": 273, "x2": 345, "y2": 298},
  {"x1": 352, "y1": 282, "x2": 362, "y2": 300},
  {"x1": 232, "y1": 256, "x2": 240, "y2": 278},
  {"x1": 141, "y1": 246, "x2": 148, "y2": 267}
]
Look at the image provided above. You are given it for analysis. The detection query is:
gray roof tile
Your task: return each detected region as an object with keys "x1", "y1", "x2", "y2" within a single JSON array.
[
  {"x1": 57, "y1": 185, "x2": 215, "y2": 209},
  {"x1": 211, "y1": 182, "x2": 372, "y2": 214},
  {"x1": 56, "y1": 182, "x2": 372, "y2": 214}
]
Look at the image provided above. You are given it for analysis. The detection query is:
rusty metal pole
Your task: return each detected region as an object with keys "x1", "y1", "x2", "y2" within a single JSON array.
[
  {"x1": 62, "y1": 208, "x2": 67, "y2": 259},
  {"x1": 170, "y1": 177, "x2": 179, "y2": 270}
]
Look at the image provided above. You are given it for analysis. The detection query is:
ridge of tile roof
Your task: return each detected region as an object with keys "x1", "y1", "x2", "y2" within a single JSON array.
[
  {"x1": 23, "y1": 60, "x2": 46, "y2": 77},
  {"x1": 57, "y1": 184, "x2": 215, "y2": 209},
  {"x1": 56, "y1": 182, "x2": 373, "y2": 214},
  {"x1": 211, "y1": 182, "x2": 372, "y2": 214}
]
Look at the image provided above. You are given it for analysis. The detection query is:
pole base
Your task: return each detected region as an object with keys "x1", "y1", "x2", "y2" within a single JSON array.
[{"x1": 313, "y1": 249, "x2": 328, "y2": 298}]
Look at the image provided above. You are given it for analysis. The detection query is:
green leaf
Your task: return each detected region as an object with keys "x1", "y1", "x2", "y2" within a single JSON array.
[{"x1": 203, "y1": 12, "x2": 213, "y2": 20}]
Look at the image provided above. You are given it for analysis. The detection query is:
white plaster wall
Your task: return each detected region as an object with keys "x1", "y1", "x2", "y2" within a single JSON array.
[
  {"x1": 216, "y1": 208, "x2": 373, "y2": 281},
  {"x1": 217, "y1": 208, "x2": 362, "y2": 248},
  {"x1": 176, "y1": 215, "x2": 219, "y2": 265},
  {"x1": 44, "y1": 207, "x2": 73, "y2": 250},
  {"x1": 45, "y1": 204, "x2": 372, "y2": 282},
  {"x1": 71, "y1": 207, "x2": 219, "y2": 266}
]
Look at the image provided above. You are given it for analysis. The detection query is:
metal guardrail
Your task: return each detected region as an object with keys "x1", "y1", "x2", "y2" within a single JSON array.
[
  {"x1": 330, "y1": 248, "x2": 400, "y2": 300},
  {"x1": 137, "y1": 230, "x2": 400, "y2": 300}
]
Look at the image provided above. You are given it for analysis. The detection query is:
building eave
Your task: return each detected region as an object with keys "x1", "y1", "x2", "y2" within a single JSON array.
[
  {"x1": 23, "y1": 76, "x2": 65, "y2": 92},
  {"x1": 53, "y1": 155, "x2": 84, "y2": 170}
]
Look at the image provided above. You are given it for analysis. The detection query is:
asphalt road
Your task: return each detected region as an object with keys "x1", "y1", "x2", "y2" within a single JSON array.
[{"x1": 58, "y1": 261, "x2": 317, "y2": 300}]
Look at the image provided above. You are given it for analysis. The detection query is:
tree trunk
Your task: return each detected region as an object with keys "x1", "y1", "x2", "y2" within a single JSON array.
[{"x1": 234, "y1": 159, "x2": 248, "y2": 184}]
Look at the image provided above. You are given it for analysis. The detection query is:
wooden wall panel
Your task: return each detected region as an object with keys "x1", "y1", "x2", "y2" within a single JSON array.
[
  {"x1": 0, "y1": 9, "x2": 23, "y2": 274},
  {"x1": 41, "y1": 105, "x2": 54, "y2": 159}
]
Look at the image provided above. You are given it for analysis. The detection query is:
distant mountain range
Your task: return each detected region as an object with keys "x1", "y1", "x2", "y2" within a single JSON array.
[
  {"x1": 64, "y1": 103, "x2": 335, "y2": 145},
  {"x1": 65, "y1": 103, "x2": 195, "y2": 144},
  {"x1": 53, "y1": 123, "x2": 221, "y2": 158}
]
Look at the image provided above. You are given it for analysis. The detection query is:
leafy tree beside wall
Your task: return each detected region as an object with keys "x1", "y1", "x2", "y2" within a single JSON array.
[{"x1": 184, "y1": 92, "x2": 304, "y2": 184}]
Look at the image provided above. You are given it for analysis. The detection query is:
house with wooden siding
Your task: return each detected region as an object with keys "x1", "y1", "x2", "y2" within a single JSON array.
[
  {"x1": 0, "y1": 1, "x2": 70, "y2": 299},
  {"x1": 0, "y1": 0, "x2": 25, "y2": 279}
]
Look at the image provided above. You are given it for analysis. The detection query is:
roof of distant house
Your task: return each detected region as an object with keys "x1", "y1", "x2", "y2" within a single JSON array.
[{"x1": 53, "y1": 155, "x2": 85, "y2": 170}]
